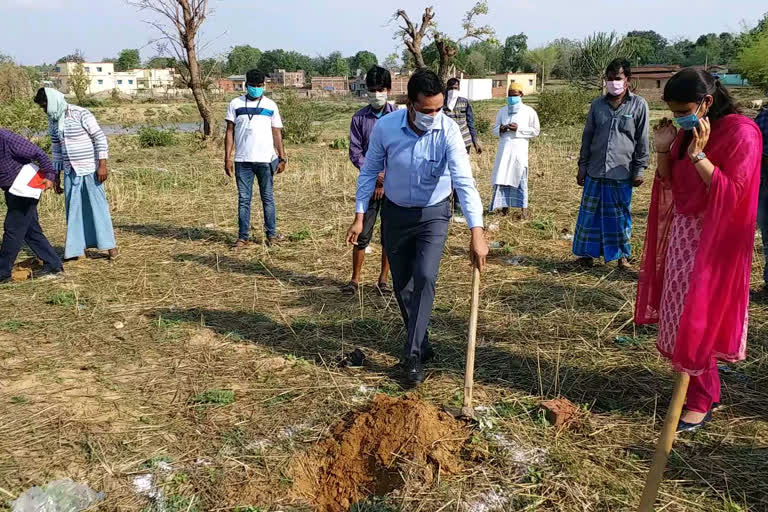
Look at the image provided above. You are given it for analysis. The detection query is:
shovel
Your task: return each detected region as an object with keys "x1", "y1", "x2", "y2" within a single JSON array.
[
  {"x1": 460, "y1": 264, "x2": 481, "y2": 419},
  {"x1": 637, "y1": 371, "x2": 690, "y2": 511}
]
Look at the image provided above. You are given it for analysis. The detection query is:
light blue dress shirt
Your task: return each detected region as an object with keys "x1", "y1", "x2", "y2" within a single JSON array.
[{"x1": 355, "y1": 109, "x2": 484, "y2": 229}]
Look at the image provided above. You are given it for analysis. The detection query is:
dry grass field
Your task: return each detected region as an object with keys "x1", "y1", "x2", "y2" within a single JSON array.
[{"x1": 1, "y1": 95, "x2": 767, "y2": 512}]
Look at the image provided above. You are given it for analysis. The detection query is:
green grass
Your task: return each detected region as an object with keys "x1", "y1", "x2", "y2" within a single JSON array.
[
  {"x1": 288, "y1": 227, "x2": 312, "y2": 242},
  {"x1": 189, "y1": 389, "x2": 235, "y2": 407},
  {"x1": 0, "y1": 320, "x2": 25, "y2": 332},
  {"x1": 141, "y1": 455, "x2": 173, "y2": 469},
  {"x1": 10, "y1": 396, "x2": 27, "y2": 404},
  {"x1": 46, "y1": 290, "x2": 77, "y2": 307}
]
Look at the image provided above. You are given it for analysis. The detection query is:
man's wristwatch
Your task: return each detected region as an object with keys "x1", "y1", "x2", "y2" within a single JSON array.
[{"x1": 691, "y1": 152, "x2": 707, "y2": 164}]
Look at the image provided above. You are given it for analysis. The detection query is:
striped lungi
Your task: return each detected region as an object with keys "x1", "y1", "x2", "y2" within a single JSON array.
[
  {"x1": 572, "y1": 175, "x2": 633, "y2": 262},
  {"x1": 489, "y1": 171, "x2": 528, "y2": 211}
]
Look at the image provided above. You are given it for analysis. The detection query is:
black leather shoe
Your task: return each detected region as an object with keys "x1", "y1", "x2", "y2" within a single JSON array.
[
  {"x1": 406, "y1": 356, "x2": 424, "y2": 386},
  {"x1": 677, "y1": 410, "x2": 713, "y2": 434}
]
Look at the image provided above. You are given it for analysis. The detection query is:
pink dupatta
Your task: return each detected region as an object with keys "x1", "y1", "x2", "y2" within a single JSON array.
[{"x1": 635, "y1": 114, "x2": 763, "y2": 375}]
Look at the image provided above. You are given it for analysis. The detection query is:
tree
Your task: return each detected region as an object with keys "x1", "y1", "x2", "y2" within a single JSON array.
[
  {"x1": 70, "y1": 62, "x2": 89, "y2": 103},
  {"x1": 392, "y1": 7, "x2": 435, "y2": 69},
  {"x1": 464, "y1": 51, "x2": 487, "y2": 76},
  {"x1": 58, "y1": 51, "x2": 85, "y2": 63},
  {"x1": 625, "y1": 30, "x2": 667, "y2": 64},
  {"x1": 116, "y1": 49, "x2": 141, "y2": 71},
  {"x1": 146, "y1": 56, "x2": 177, "y2": 69},
  {"x1": 383, "y1": 53, "x2": 400, "y2": 71},
  {"x1": 227, "y1": 45, "x2": 261, "y2": 75},
  {"x1": 258, "y1": 49, "x2": 313, "y2": 75},
  {"x1": 570, "y1": 32, "x2": 636, "y2": 89},
  {"x1": 551, "y1": 38, "x2": 579, "y2": 78},
  {"x1": 736, "y1": 27, "x2": 768, "y2": 88},
  {"x1": 128, "y1": 0, "x2": 214, "y2": 137},
  {"x1": 322, "y1": 51, "x2": 350, "y2": 77},
  {"x1": 0, "y1": 58, "x2": 34, "y2": 102},
  {"x1": 526, "y1": 45, "x2": 559, "y2": 91},
  {"x1": 433, "y1": 1, "x2": 495, "y2": 82},
  {"x1": 502, "y1": 33, "x2": 528, "y2": 72},
  {"x1": 350, "y1": 50, "x2": 378, "y2": 75}
]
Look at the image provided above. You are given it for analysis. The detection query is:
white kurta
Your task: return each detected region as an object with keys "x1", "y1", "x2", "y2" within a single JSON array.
[{"x1": 490, "y1": 104, "x2": 541, "y2": 187}]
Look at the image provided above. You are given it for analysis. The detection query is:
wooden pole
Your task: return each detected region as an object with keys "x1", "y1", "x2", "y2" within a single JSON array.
[
  {"x1": 637, "y1": 372, "x2": 691, "y2": 511},
  {"x1": 461, "y1": 265, "x2": 481, "y2": 418}
]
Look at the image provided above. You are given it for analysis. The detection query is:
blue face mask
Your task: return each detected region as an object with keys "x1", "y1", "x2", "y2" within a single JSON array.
[
  {"x1": 247, "y1": 86, "x2": 264, "y2": 99},
  {"x1": 507, "y1": 96, "x2": 521, "y2": 106},
  {"x1": 674, "y1": 101, "x2": 704, "y2": 131}
]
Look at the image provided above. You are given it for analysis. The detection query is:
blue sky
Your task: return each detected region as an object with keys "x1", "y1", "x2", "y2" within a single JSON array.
[{"x1": 2, "y1": 0, "x2": 766, "y2": 65}]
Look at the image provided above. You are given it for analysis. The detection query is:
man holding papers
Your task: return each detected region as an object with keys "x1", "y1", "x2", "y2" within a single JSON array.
[{"x1": 0, "y1": 128, "x2": 62, "y2": 283}]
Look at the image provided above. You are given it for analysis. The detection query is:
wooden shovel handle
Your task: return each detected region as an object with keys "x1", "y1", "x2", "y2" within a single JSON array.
[
  {"x1": 637, "y1": 371, "x2": 690, "y2": 511},
  {"x1": 462, "y1": 264, "x2": 481, "y2": 415}
]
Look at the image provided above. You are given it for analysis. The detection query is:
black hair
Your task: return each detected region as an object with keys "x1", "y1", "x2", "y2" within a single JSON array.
[
  {"x1": 606, "y1": 58, "x2": 632, "y2": 78},
  {"x1": 407, "y1": 68, "x2": 444, "y2": 103},
  {"x1": 446, "y1": 77, "x2": 460, "y2": 88},
  {"x1": 34, "y1": 87, "x2": 47, "y2": 106},
  {"x1": 246, "y1": 69, "x2": 266, "y2": 85},
  {"x1": 663, "y1": 67, "x2": 739, "y2": 158},
  {"x1": 365, "y1": 66, "x2": 391, "y2": 90}
]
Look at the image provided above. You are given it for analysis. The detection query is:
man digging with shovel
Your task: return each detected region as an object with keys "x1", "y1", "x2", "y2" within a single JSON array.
[{"x1": 346, "y1": 69, "x2": 488, "y2": 387}]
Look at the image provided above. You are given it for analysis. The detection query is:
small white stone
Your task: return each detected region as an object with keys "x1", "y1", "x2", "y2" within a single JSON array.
[{"x1": 114, "y1": 321, "x2": 125, "y2": 329}]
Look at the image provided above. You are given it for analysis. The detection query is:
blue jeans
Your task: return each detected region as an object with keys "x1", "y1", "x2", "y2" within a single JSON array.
[
  {"x1": 235, "y1": 162, "x2": 276, "y2": 240},
  {"x1": 758, "y1": 157, "x2": 768, "y2": 286}
]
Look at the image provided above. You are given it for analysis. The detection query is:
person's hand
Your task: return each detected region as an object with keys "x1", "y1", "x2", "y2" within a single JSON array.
[
  {"x1": 474, "y1": 141, "x2": 483, "y2": 154},
  {"x1": 277, "y1": 160, "x2": 286, "y2": 174},
  {"x1": 654, "y1": 118, "x2": 677, "y2": 153},
  {"x1": 509, "y1": 123, "x2": 518, "y2": 131},
  {"x1": 577, "y1": 168, "x2": 586, "y2": 187},
  {"x1": 688, "y1": 117, "x2": 711, "y2": 160},
  {"x1": 346, "y1": 216, "x2": 364, "y2": 246},
  {"x1": 54, "y1": 174, "x2": 63, "y2": 194},
  {"x1": 40, "y1": 178, "x2": 55, "y2": 191},
  {"x1": 225, "y1": 159, "x2": 234, "y2": 178},
  {"x1": 373, "y1": 184, "x2": 385, "y2": 200},
  {"x1": 633, "y1": 177, "x2": 644, "y2": 188},
  {"x1": 96, "y1": 161, "x2": 108, "y2": 184},
  {"x1": 469, "y1": 227, "x2": 488, "y2": 271},
  {"x1": 376, "y1": 171, "x2": 385, "y2": 187}
]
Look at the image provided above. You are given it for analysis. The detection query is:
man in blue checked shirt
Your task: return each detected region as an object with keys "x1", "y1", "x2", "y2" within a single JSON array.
[
  {"x1": 755, "y1": 98, "x2": 768, "y2": 290},
  {"x1": 346, "y1": 69, "x2": 489, "y2": 386}
]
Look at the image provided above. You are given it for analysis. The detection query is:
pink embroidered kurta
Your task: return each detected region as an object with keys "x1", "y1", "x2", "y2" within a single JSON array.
[{"x1": 635, "y1": 114, "x2": 763, "y2": 375}]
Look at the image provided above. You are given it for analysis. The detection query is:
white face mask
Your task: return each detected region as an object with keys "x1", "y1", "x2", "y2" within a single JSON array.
[
  {"x1": 368, "y1": 91, "x2": 388, "y2": 110},
  {"x1": 447, "y1": 89, "x2": 459, "y2": 110},
  {"x1": 412, "y1": 108, "x2": 440, "y2": 131}
]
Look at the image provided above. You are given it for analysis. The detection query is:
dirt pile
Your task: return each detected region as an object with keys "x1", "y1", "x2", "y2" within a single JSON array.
[
  {"x1": 292, "y1": 394, "x2": 471, "y2": 512},
  {"x1": 11, "y1": 258, "x2": 42, "y2": 282}
]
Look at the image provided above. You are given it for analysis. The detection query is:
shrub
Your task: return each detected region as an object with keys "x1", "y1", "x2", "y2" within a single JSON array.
[
  {"x1": 138, "y1": 126, "x2": 177, "y2": 148},
  {"x1": 476, "y1": 116, "x2": 492, "y2": 135},
  {"x1": 0, "y1": 99, "x2": 47, "y2": 137},
  {"x1": 329, "y1": 137, "x2": 349, "y2": 150},
  {"x1": 279, "y1": 93, "x2": 319, "y2": 144},
  {"x1": 537, "y1": 87, "x2": 598, "y2": 127}
]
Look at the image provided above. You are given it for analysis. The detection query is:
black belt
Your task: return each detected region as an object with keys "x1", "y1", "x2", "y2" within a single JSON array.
[{"x1": 384, "y1": 196, "x2": 451, "y2": 210}]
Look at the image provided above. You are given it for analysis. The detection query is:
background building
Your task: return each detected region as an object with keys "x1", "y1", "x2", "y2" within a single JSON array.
[
  {"x1": 271, "y1": 69, "x2": 305, "y2": 88},
  {"x1": 311, "y1": 76, "x2": 349, "y2": 94},
  {"x1": 491, "y1": 73, "x2": 538, "y2": 97},
  {"x1": 51, "y1": 61, "x2": 177, "y2": 96}
]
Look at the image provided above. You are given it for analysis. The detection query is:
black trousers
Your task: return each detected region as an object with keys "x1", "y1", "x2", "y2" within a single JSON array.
[
  {"x1": 0, "y1": 191, "x2": 62, "y2": 280},
  {"x1": 381, "y1": 197, "x2": 451, "y2": 359}
]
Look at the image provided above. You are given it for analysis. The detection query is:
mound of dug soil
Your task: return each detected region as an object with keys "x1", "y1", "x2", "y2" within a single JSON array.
[{"x1": 292, "y1": 394, "x2": 471, "y2": 512}]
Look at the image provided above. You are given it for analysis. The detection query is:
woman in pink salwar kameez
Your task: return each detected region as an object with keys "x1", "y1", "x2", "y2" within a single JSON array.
[{"x1": 636, "y1": 68, "x2": 763, "y2": 433}]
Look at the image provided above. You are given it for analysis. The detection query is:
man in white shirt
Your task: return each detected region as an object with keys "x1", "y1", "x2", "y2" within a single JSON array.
[
  {"x1": 489, "y1": 82, "x2": 541, "y2": 219},
  {"x1": 225, "y1": 70, "x2": 286, "y2": 248}
]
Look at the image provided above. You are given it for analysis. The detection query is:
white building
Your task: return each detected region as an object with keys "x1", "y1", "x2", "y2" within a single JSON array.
[{"x1": 51, "y1": 61, "x2": 177, "y2": 96}]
